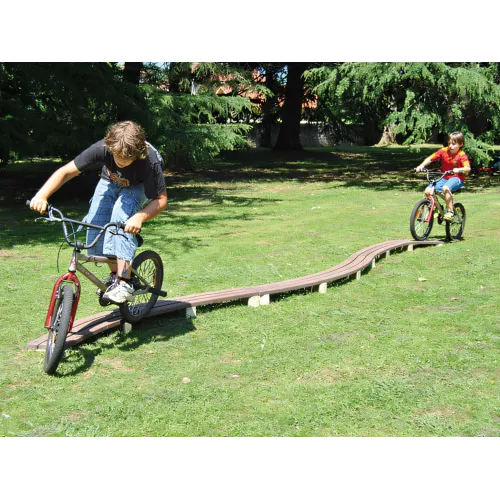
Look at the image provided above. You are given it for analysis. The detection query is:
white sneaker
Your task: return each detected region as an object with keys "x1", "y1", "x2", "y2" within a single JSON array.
[{"x1": 102, "y1": 281, "x2": 134, "y2": 304}]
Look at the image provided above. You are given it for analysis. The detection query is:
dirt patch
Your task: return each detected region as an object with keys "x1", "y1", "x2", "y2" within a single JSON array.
[
  {"x1": 0, "y1": 250, "x2": 14, "y2": 258},
  {"x1": 68, "y1": 412, "x2": 88, "y2": 422},
  {"x1": 413, "y1": 407, "x2": 471, "y2": 423},
  {"x1": 105, "y1": 358, "x2": 135, "y2": 371},
  {"x1": 220, "y1": 353, "x2": 242, "y2": 364}
]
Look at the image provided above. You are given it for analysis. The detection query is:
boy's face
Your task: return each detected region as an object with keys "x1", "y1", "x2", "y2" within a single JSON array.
[
  {"x1": 113, "y1": 154, "x2": 136, "y2": 169},
  {"x1": 448, "y1": 140, "x2": 462, "y2": 154}
]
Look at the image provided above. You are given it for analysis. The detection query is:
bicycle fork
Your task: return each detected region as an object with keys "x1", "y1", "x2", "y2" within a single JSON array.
[{"x1": 44, "y1": 260, "x2": 81, "y2": 332}]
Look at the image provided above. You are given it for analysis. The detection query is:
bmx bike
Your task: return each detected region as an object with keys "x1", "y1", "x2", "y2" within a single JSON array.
[
  {"x1": 409, "y1": 169, "x2": 466, "y2": 241},
  {"x1": 27, "y1": 202, "x2": 166, "y2": 375}
]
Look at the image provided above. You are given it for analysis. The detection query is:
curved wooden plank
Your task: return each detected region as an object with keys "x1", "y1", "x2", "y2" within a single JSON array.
[{"x1": 26, "y1": 239, "x2": 444, "y2": 350}]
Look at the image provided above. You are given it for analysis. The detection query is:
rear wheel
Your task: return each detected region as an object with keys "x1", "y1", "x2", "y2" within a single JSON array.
[
  {"x1": 44, "y1": 284, "x2": 74, "y2": 375},
  {"x1": 119, "y1": 250, "x2": 164, "y2": 324},
  {"x1": 410, "y1": 199, "x2": 434, "y2": 241},
  {"x1": 446, "y1": 202, "x2": 466, "y2": 240}
]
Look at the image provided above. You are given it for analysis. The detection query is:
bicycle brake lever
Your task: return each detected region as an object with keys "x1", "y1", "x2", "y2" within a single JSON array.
[
  {"x1": 108, "y1": 229, "x2": 128, "y2": 239},
  {"x1": 34, "y1": 216, "x2": 60, "y2": 222}
]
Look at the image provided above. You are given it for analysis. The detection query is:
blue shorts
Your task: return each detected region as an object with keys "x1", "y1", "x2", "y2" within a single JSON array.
[
  {"x1": 429, "y1": 176, "x2": 464, "y2": 194},
  {"x1": 84, "y1": 179, "x2": 147, "y2": 261}
]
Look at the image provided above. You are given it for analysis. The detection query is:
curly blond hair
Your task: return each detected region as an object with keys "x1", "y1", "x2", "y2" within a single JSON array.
[{"x1": 105, "y1": 121, "x2": 148, "y2": 160}]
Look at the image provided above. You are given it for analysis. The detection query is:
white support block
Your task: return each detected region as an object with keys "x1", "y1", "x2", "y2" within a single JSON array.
[
  {"x1": 408, "y1": 244, "x2": 414, "y2": 251},
  {"x1": 186, "y1": 306, "x2": 197, "y2": 319},
  {"x1": 121, "y1": 321, "x2": 133, "y2": 334},
  {"x1": 356, "y1": 270, "x2": 362, "y2": 280},
  {"x1": 385, "y1": 250, "x2": 390, "y2": 259},
  {"x1": 318, "y1": 283, "x2": 327, "y2": 294},
  {"x1": 372, "y1": 259, "x2": 376, "y2": 268},
  {"x1": 248, "y1": 296, "x2": 261, "y2": 307},
  {"x1": 260, "y1": 294, "x2": 270, "y2": 305}
]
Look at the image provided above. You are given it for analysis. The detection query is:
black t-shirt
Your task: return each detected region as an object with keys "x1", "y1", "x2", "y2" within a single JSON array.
[{"x1": 73, "y1": 139, "x2": 167, "y2": 200}]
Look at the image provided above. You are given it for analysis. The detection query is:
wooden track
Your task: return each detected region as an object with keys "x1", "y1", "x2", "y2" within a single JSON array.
[{"x1": 27, "y1": 239, "x2": 444, "y2": 350}]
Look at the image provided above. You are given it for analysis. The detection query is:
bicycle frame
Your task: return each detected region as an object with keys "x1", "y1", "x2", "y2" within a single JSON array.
[
  {"x1": 35, "y1": 203, "x2": 152, "y2": 334},
  {"x1": 44, "y1": 247, "x2": 158, "y2": 332},
  {"x1": 420, "y1": 170, "x2": 451, "y2": 223}
]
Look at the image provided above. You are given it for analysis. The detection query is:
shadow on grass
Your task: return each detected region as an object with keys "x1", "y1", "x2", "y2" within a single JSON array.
[
  {"x1": 2, "y1": 147, "x2": 495, "y2": 252},
  {"x1": 55, "y1": 312, "x2": 197, "y2": 376}
]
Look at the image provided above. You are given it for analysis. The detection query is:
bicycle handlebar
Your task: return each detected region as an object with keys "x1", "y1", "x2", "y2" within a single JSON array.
[
  {"x1": 416, "y1": 169, "x2": 455, "y2": 183},
  {"x1": 26, "y1": 201, "x2": 143, "y2": 250}
]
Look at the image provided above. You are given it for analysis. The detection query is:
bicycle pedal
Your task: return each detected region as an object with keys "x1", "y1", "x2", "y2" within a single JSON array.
[{"x1": 97, "y1": 289, "x2": 113, "y2": 307}]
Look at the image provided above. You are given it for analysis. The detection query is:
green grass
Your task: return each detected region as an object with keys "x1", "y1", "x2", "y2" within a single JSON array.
[{"x1": 1, "y1": 146, "x2": 499, "y2": 436}]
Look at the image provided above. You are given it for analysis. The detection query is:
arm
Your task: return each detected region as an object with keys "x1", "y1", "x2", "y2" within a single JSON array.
[
  {"x1": 30, "y1": 161, "x2": 81, "y2": 213},
  {"x1": 124, "y1": 191, "x2": 168, "y2": 234},
  {"x1": 416, "y1": 156, "x2": 433, "y2": 172},
  {"x1": 453, "y1": 165, "x2": 471, "y2": 175}
]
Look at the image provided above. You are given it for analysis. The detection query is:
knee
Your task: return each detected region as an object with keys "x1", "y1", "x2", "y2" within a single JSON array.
[{"x1": 442, "y1": 186, "x2": 451, "y2": 195}]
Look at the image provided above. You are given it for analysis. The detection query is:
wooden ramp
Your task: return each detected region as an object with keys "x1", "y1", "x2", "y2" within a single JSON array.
[{"x1": 27, "y1": 239, "x2": 443, "y2": 351}]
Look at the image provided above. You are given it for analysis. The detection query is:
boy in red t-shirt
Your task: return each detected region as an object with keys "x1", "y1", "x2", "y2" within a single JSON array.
[{"x1": 415, "y1": 131, "x2": 471, "y2": 221}]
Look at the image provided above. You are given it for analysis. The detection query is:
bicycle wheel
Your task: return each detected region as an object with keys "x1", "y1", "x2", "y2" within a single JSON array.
[
  {"x1": 44, "y1": 284, "x2": 74, "y2": 375},
  {"x1": 410, "y1": 199, "x2": 434, "y2": 241},
  {"x1": 119, "y1": 250, "x2": 164, "y2": 324},
  {"x1": 446, "y1": 202, "x2": 466, "y2": 240}
]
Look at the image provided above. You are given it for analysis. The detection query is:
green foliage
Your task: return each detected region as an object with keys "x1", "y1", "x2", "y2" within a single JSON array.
[
  {"x1": 0, "y1": 62, "x2": 256, "y2": 169},
  {"x1": 0, "y1": 63, "x2": 132, "y2": 163},
  {"x1": 143, "y1": 86, "x2": 253, "y2": 166},
  {"x1": 305, "y1": 62, "x2": 500, "y2": 165}
]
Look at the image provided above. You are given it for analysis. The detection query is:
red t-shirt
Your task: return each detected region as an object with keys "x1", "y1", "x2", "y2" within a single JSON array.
[{"x1": 429, "y1": 147, "x2": 470, "y2": 182}]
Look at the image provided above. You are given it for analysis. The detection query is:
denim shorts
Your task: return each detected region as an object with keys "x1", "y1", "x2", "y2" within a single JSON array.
[
  {"x1": 84, "y1": 179, "x2": 147, "y2": 262},
  {"x1": 429, "y1": 176, "x2": 464, "y2": 194}
]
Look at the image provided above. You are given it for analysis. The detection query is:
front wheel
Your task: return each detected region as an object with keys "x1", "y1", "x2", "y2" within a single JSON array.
[
  {"x1": 44, "y1": 284, "x2": 74, "y2": 375},
  {"x1": 446, "y1": 202, "x2": 466, "y2": 240},
  {"x1": 119, "y1": 250, "x2": 164, "y2": 324},
  {"x1": 410, "y1": 199, "x2": 434, "y2": 241}
]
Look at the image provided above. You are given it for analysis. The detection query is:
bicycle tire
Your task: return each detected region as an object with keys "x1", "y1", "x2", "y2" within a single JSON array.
[
  {"x1": 119, "y1": 250, "x2": 164, "y2": 324},
  {"x1": 410, "y1": 199, "x2": 434, "y2": 241},
  {"x1": 446, "y1": 202, "x2": 466, "y2": 240},
  {"x1": 44, "y1": 284, "x2": 74, "y2": 375}
]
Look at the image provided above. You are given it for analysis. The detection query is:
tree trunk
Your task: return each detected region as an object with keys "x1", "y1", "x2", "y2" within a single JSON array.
[
  {"x1": 273, "y1": 63, "x2": 308, "y2": 151},
  {"x1": 376, "y1": 124, "x2": 397, "y2": 146},
  {"x1": 260, "y1": 68, "x2": 281, "y2": 148},
  {"x1": 123, "y1": 62, "x2": 143, "y2": 85}
]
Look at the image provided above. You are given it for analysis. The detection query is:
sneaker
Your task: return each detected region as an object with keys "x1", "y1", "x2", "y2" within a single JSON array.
[
  {"x1": 443, "y1": 210, "x2": 454, "y2": 222},
  {"x1": 102, "y1": 281, "x2": 134, "y2": 304},
  {"x1": 96, "y1": 272, "x2": 116, "y2": 296}
]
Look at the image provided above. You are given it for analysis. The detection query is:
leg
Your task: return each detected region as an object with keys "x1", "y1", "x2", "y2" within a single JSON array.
[
  {"x1": 442, "y1": 177, "x2": 464, "y2": 212},
  {"x1": 442, "y1": 185, "x2": 454, "y2": 212},
  {"x1": 103, "y1": 184, "x2": 147, "y2": 283},
  {"x1": 85, "y1": 179, "x2": 119, "y2": 258},
  {"x1": 441, "y1": 178, "x2": 463, "y2": 221}
]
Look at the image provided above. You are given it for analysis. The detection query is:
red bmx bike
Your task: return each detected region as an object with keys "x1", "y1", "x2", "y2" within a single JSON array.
[
  {"x1": 409, "y1": 169, "x2": 466, "y2": 241},
  {"x1": 27, "y1": 202, "x2": 166, "y2": 375}
]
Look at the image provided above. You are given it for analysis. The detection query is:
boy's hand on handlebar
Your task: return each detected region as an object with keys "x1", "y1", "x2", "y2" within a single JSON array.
[
  {"x1": 123, "y1": 214, "x2": 143, "y2": 235},
  {"x1": 415, "y1": 166, "x2": 425, "y2": 172},
  {"x1": 29, "y1": 196, "x2": 49, "y2": 214}
]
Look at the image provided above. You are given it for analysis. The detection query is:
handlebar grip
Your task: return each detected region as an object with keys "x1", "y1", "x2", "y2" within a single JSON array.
[
  {"x1": 26, "y1": 200, "x2": 31, "y2": 206},
  {"x1": 118, "y1": 223, "x2": 143, "y2": 247}
]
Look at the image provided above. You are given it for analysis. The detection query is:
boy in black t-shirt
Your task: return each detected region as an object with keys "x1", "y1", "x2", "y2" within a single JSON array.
[{"x1": 30, "y1": 121, "x2": 168, "y2": 304}]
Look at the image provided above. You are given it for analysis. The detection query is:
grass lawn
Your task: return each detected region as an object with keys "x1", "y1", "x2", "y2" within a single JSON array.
[{"x1": 0, "y1": 145, "x2": 499, "y2": 437}]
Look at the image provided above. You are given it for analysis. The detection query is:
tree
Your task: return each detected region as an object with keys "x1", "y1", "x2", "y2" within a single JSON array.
[
  {"x1": 273, "y1": 63, "x2": 309, "y2": 151},
  {"x1": 247, "y1": 63, "x2": 286, "y2": 148},
  {"x1": 0, "y1": 62, "x2": 126, "y2": 166},
  {"x1": 306, "y1": 62, "x2": 500, "y2": 165}
]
